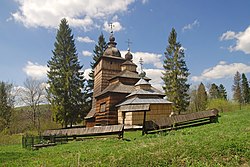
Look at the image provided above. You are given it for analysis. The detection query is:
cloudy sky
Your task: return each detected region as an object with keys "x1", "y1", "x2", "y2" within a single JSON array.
[{"x1": 1, "y1": 0, "x2": 250, "y2": 98}]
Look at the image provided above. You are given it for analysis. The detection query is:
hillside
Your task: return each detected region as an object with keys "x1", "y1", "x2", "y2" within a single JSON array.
[
  {"x1": 0, "y1": 109, "x2": 249, "y2": 166},
  {"x1": 8, "y1": 104, "x2": 60, "y2": 134}
]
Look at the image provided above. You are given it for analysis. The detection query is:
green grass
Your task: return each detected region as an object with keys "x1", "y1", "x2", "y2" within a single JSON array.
[{"x1": 0, "y1": 109, "x2": 250, "y2": 167}]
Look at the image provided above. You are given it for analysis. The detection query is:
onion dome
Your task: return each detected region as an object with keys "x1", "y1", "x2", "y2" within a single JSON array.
[
  {"x1": 139, "y1": 71, "x2": 146, "y2": 78},
  {"x1": 125, "y1": 48, "x2": 133, "y2": 61},
  {"x1": 103, "y1": 34, "x2": 121, "y2": 57}
]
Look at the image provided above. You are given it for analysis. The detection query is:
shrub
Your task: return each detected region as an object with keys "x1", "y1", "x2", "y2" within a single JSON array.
[{"x1": 207, "y1": 99, "x2": 238, "y2": 112}]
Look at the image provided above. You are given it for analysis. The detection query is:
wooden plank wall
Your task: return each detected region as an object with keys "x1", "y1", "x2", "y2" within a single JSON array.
[{"x1": 117, "y1": 104, "x2": 172, "y2": 125}]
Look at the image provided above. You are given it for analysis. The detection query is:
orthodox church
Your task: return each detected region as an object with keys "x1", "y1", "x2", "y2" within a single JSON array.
[{"x1": 85, "y1": 33, "x2": 172, "y2": 127}]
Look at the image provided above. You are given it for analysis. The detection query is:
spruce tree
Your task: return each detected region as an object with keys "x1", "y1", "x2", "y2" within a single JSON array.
[
  {"x1": 232, "y1": 71, "x2": 242, "y2": 104},
  {"x1": 241, "y1": 73, "x2": 250, "y2": 104},
  {"x1": 197, "y1": 82, "x2": 207, "y2": 111},
  {"x1": 47, "y1": 18, "x2": 85, "y2": 128},
  {"x1": 91, "y1": 33, "x2": 107, "y2": 68},
  {"x1": 162, "y1": 28, "x2": 190, "y2": 114},
  {"x1": 209, "y1": 83, "x2": 220, "y2": 99},
  {"x1": 218, "y1": 84, "x2": 227, "y2": 100},
  {"x1": 0, "y1": 82, "x2": 14, "y2": 130}
]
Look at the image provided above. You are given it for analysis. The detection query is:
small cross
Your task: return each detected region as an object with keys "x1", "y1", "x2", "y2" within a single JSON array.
[
  {"x1": 109, "y1": 22, "x2": 114, "y2": 34},
  {"x1": 125, "y1": 39, "x2": 132, "y2": 49},
  {"x1": 139, "y1": 58, "x2": 144, "y2": 70},
  {"x1": 139, "y1": 58, "x2": 146, "y2": 78}
]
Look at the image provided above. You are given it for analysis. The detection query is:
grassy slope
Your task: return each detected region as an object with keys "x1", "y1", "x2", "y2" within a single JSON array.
[{"x1": 0, "y1": 109, "x2": 249, "y2": 167}]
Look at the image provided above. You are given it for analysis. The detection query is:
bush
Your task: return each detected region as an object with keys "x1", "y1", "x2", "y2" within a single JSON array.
[{"x1": 207, "y1": 99, "x2": 238, "y2": 112}]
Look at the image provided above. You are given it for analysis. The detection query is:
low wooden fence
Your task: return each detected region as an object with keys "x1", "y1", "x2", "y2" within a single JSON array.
[
  {"x1": 42, "y1": 124, "x2": 124, "y2": 139},
  {"x1": 144, "y1": 109, "x2": 219, "y2": 134},
  {"x1": 22, "y1": 134, "x2": 68, "y2": 150},
  {"x1": 22, "y1": 125, "x2": 124, "y2": 150}
]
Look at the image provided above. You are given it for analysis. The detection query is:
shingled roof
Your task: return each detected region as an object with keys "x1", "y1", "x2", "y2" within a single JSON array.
[
  {"x1": 109, "y1": 70, "x2": 150, "y2": 81},
  {"x1": 116, "y1": 78, "x2": 171, "y2": 107},
  {"x1": 95, "y1": 82, "x2": 135, "y2": 98},
  {"x1": 117, "y1": 96, "x2": 172, "y2": 106}
]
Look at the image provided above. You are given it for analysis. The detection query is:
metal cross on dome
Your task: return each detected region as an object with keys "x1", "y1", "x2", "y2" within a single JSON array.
[
  {"x1": 109, "y1": 22, "x2": 114, "y2": 34},
  {"x1": 125, "y1": 39, "x2": 132, "y2": 50},
  {"x1": 139, "y1": 57, "x2": 144, "y2": 71},
  {"x1": 139, "y1": 57, "x2": 146, "y2": 78}
]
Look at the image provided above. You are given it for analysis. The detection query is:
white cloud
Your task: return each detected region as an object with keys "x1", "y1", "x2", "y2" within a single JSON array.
[
  {"x1": 82, "y1": 50, "x2": 92, "y2": 57},
  {"x1": 191, "y1": 61, "x2": 250, "y2": 82},
  {"x1": 23, "y1": 61, "x2": 48, "y2": 79},
  {"x1": 103, "y1": 21, "x2": 123, "y2": 32},
  {"x1": 220, "y1": 31, "x2": 237, "y2": 41},
  {"x1": 144, "y1": 68, "x2": 164, "y2": 91},
  {"x1": 120, "y1": 51, "x2": 163, "y2": 69},
  {"x1": 11, "y1": 0, "x2": 135, "y2": 29},
  {"x1": 182, "y1": 19, "x2": 199, "y2": 32},
  {"x1": 77, "y1": 36, "x2": 95, "y2": 43},
  {"x1": 84, "y1": 68, "x2": 92, "y2": 80},
  {"x1": 220, "y1": 26, "x2": 250, "y2": 54}
]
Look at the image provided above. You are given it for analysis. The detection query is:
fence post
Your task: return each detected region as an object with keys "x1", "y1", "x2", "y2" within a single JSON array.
[
  {"x1": 31, "y1": 136, "x2": 34, "y2": 147},
  {"x1": 22, "y1": 136, "x2": 24, "y2": 148}
]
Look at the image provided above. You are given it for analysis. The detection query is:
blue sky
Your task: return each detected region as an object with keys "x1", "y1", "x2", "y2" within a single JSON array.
[{"x1": 1, "y1": 0, "x2": 250, "y2": 98}]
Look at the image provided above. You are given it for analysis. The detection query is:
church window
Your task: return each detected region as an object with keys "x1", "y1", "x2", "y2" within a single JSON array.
[{"x1": 100, "y1": 103, "x2": 106, "y2": 112}]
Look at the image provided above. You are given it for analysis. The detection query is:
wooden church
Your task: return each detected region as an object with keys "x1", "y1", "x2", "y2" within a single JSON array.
[{"x1": 85, "y1": 33, "x2": 172, "y2": 127}]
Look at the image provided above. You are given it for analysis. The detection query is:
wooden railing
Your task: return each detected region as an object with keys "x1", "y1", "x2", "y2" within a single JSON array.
[{"x1": 144, "y1": 109, "x2": 219, "y2": 134}]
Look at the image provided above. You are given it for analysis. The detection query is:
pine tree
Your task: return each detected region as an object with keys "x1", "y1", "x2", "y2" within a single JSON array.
[
  {"x1": 218, "y1": 84, "x2": 227, "y2": 100},
  {"x1": 197, "y1": 82, "x2": 207, "y2": 111},
  {"x1": 47, "y1": 18, "x2": 85, "y2": 128},
  {"x1": 91, "y1": 33, "x2": 107, "y2": 68},
  {"x1": 209, "y1": 83, "x2": 220, "y2": 99},
  {"x1": 241, "y1": 73, "x2": 250, "y2": 104},
  {"x1": 162, "y1": 28, "x2": 190, "y2": 114},
  {"x1": 232, "y1": 71, "x2": 242, "y2": 104},
  {"x1": 0, "y1": 82, "x2": 14, "y2": 130}
]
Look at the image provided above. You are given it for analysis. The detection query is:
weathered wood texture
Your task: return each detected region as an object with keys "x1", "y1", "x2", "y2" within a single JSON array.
[
  {"x1": 118, "y1": 104, "x2": 172, "y2": 125},
  {"x1": 95, "y1": 93, "x2": 128, "y2": 125},
  {"x1": 145, "y1": 109, "x2": 219, "y2": 133},
  {"x1": 85, "y1": 117, "x2": 95, "y2": 127},
  {"x1": 43, "y1": 125, "x2": 124, "y2": 138}
]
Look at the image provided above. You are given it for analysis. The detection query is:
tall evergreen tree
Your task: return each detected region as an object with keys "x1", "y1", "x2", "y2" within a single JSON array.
[
  {"x1": 209, "y1": 83, "x2": 220, "y2": 99},
  {"x1": 91, "y1": 33, "x2": 107, "y2": 68},
  {"x1": 197, "y1": 82, "x2": 208, "y2": 111},
  {"x1": 218, "y1": 84, "x2": 227, "y2": 100},
  {"x1": 162, "y1": 28, "x2": 190, "y2": 114},
  {"x1": 232, "y1": 71, "x2": 242, "y2": 104},
  {"x1": 0, "y1": 82, "x2": 14, "y2": 130},
  {"x1": 232, "y1": 71, "x2": 242, "y2": 109},
  {"x1": 47, "y1": 18, "x2": 85, "y2": 128},
  {"x1": 241, "y1": 73, "x2": 250, "y2": 104}
]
